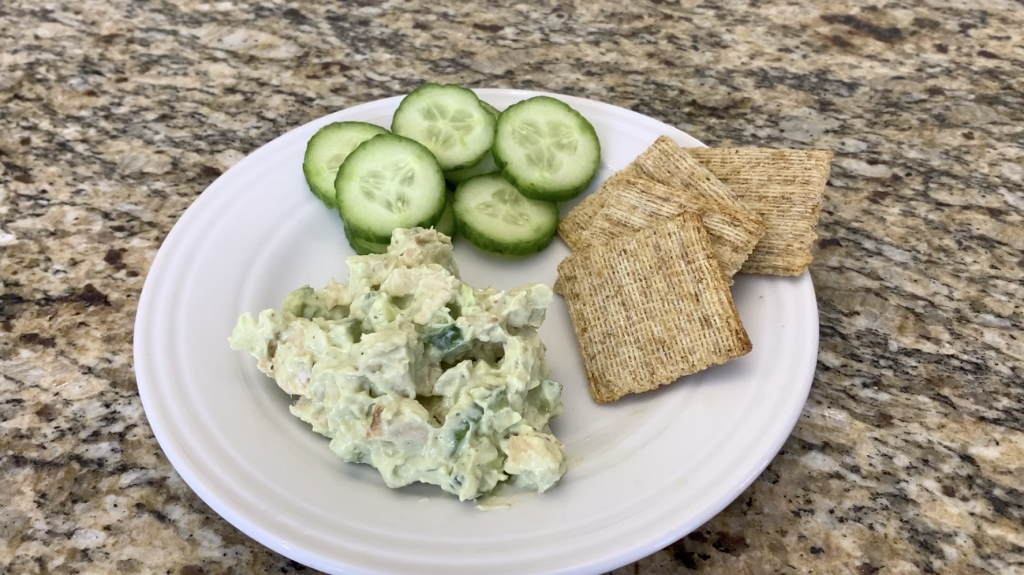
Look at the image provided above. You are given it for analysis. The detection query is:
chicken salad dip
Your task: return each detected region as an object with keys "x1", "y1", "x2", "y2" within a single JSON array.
[{"x1": 229, "y1": 228, "x2": 566, "y2": 501}]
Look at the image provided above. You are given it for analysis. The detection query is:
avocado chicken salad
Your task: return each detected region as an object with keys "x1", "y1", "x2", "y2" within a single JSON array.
[{"x1": 229, "y1": 228, "x2": 566, "y2": 501}]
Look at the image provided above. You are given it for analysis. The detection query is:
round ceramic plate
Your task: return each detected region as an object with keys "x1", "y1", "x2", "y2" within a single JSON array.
[{"x1": 135, "y1": 89, "x2": 817, "y2": 575}]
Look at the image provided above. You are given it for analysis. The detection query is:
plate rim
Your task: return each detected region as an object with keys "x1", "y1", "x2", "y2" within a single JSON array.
[{"x1": 134, "y1": 88, "x2": 817, "y2": 575}]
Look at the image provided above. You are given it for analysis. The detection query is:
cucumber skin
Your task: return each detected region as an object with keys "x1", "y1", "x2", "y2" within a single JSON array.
[
  {"x1": 458, "y1": 218, "x2": 556, "y2": 257},
  {"x1": 302, "y1": 121, "x2": 389, "y2": 209},
  {"x1": 479, "y1": 100, "x2": 501, "y2": 119},
  {"x1": 334, "y1": 134, "x2": 447, "y2": 244},
  {"x1": 344, "y1": 195, "x2": 455, "y2": 246},
  {"x1": 301, "y1": 161, "x2": 335, "y2": 207},
  {"x1": 345, "y1": 214, "x2": 454, "y2": 246},
  {"x1": 390, "y1": 83, "x2": 496, "y2": 171},
  {"x1": 453, "y1": 174, "x2": 559, "y2": 257},
  {"x1": 344, "y1": 224, "x2": 389, "y2": 255},
  {"x1": 351, "y1": 242, "x2": 385, "y2": 255},
  {"x1": 434, "y1": 194, "x2": 456, "y2": 238},
  {"x1": 444, "y1": 153, "x2": 497, "y2": 185},
  {"x1": 491, "y1": 96, "x2": 602, "y2": 203}
]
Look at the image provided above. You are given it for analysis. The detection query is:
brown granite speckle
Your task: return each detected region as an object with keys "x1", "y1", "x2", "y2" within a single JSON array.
[{"x1": 2, "y1": 0, "x2": 1023, "y2": 574}]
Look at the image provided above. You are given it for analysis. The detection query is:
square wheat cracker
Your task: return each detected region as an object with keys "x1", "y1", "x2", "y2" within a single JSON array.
[
  {"x1": 558, "y1": 135, "x2": 761, "y2": 250},
  {"x1": 578, "y1": 176, "x2": 764, "y2": 282},
  {"x1": 627, "y1": 136, "x2": 756, "y2": 215},
  {"x1": 558, "y1": 212, "x2": 752, "y2": 403},
  {"x1": 557, "y1": 167, "x2": 635, "y2": 249},
  {"x1": 685, "y1": 147, "x2": 833, "y2": 276}
]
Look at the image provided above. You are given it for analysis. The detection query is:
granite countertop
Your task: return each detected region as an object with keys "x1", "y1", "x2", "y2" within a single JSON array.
[{"x1": 2, "y1": 0, "x2": 1022, "y2": 573}]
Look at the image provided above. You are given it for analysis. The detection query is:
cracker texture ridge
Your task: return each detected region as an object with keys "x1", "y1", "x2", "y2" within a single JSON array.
[
  {"x1": 557, "y1": 212, "x2": 752, "y2": 403},
  {"x1": 628, "y1": 136, "x2": 754, "y2": 215},
  {"x1": 558, "y1": 135, "x2": 762, "y2": 250},
  {"x1": 557, "y1": 167, "x2": 635, "y2": 250},
  {"x1": 686, "y1": 147, "x2": 833, "y2": 276},
  {"x1": 580, "y1": 176, "x2": 765, "y2": 281}
]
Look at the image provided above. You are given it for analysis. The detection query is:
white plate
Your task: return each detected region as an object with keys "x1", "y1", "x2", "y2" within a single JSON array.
[{"x1": 135, "y1": 89, "x2": 817, "y2": 575}]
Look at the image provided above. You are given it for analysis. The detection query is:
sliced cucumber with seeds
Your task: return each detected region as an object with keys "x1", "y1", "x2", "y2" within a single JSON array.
[
  {"x1": 391, "y1": 83, "x2": 496, "y2": 171},
  {"x1": 335, "y1": 134, "x2": 446, "y2": 244},
  {"x1": 303, "y1": 122, "x2": 389, "y2": 208},
  {"x1": 453, "y1": 173, "x2": 558, "y2": 256},
  {"x1": 344, "y1": 201, "x2": 451, "y2": 254},
  {"x1": 444, "y1": 100, "x2": 500, "y2": 185},
  {"x1": 492, "y1": 96, "x2": 601, "y2": 202}
]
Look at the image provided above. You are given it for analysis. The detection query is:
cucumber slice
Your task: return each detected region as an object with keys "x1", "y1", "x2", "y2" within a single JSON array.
[
  {"x1": 344, "y1": 193, "x2": 454, "y2": 241},
  {"x1": 345, "y1": 224, "x2": 389, "y2": 255},
  {"x1": 492, "y1": 96, "x2": 601, "y2": 202},
  {"x1": 391, "y1": 83, "x2": 496, "y2": 171},
  {"x1": 479, "y1": 101, "x2": 501, "y2": 119},
  {"x1": 335, "y1": 134, "x2": 447, "y2": 244},
  {"x1": 444, "y1": 152, "x2": 496, "y2": 185},
  {"x1": 345, "y1": 198, "x2": 453, "y2": 252},
  {"x1": 444, "y1": 100, "x2": 500, "y2": 184},
  {"x1": 453, "y1": 173, "x2": 558, "y2": 256},
  {"x1": 434, "y1": 194, "x2": 456, "y2": 238},
  {"x1": 303, "y1": 122, "x2": 389, "y2": 208}
]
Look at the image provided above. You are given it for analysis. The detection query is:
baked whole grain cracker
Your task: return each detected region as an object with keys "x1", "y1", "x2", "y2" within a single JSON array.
[
  {"x1": 685, "y1": 147, "x2": 833, "y2": 276},
  {"x1": 557, "y1": 212, "x2": 752, "y2": 403},
  {"x1": 628, "y1": 136, "x2": 755, "y2": 214},
  {"x1": 558, "y1": 135, "x2": 761, "y2": 249},
  {"x1": 579, "y1": 176, "x2": 765, "y2": 281},
  {"x1": 557, "y1": 167, "x2": 635, "y2": 250}
]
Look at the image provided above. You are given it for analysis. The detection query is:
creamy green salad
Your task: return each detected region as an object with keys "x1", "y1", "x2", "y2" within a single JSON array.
[{"x1": 229, "y1": 228, "x2": 566, "y2": 501}]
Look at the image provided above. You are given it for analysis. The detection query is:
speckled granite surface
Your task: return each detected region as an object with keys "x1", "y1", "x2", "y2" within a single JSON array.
[{"x1": 2, "y1": 0, "x2": 1022, "y2": 573}]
